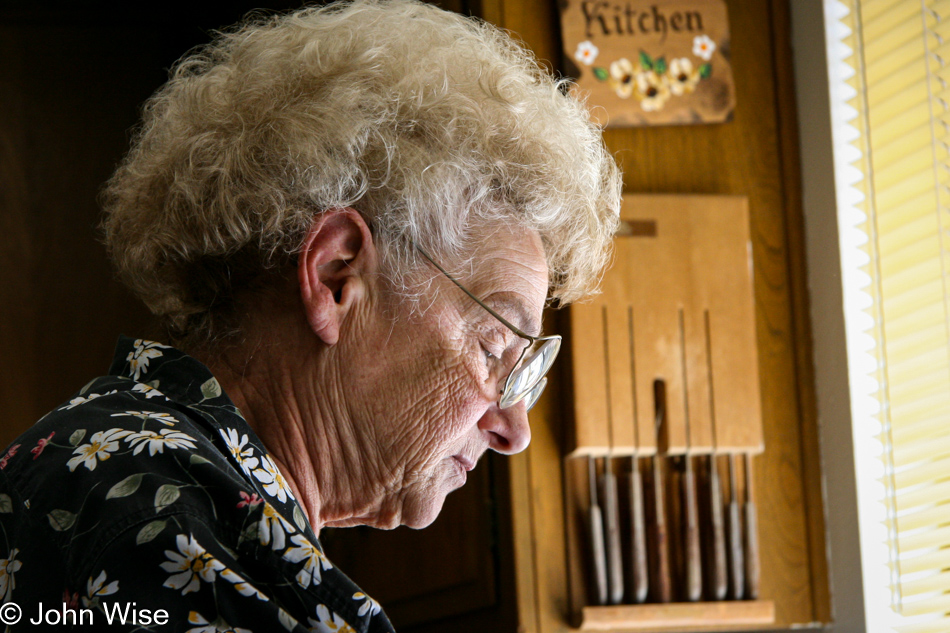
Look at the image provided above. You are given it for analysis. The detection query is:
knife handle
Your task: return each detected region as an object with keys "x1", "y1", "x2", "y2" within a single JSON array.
[
  {"x1": 602, "y1": 463, "x2": 624, "y2": 605},
  {"x1": 588, "y1": 456, "x2": 608, "y2": 605},
  {"x1": 650, "y1": 455, "x2": 672, "y2": 603},
  {"x1": 682, "y1": 456, "x2": 703, "y2": 602},
  {"x1": 727, "y1": 455, "x2": 745, "y2": 599},
  {"x1": 629, "y1": 460, "x2": 649, "y2": 603},
  {"x1": 707, "y1": 456, "x2": 728, "y2": 600}
]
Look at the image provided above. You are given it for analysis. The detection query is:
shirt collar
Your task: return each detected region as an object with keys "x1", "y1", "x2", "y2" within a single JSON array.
[{"x1": 109, "y1": 335, "x2": 235, "y2": 410}]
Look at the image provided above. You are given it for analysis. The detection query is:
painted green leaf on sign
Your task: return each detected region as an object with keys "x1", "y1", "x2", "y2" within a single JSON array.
[
  {"x1": 48, "y1": 509, "x2": 77, "y2": 531},
  {"x1": 136, "y1": 520, "x2": 167, "y2": 545},
  {"x1": 69, "y1": 429, "x2": 86, "y2": 447},
  {"x1": 154, "y1": 484, "x2": 181, "y2": 512},
  {"x1": 699, "y1": 63, "x2": 712, "y2": 79},
  {"x1": 593, "y1": 66, "x2": 609, "y2": 81},
  {"x1": 655, "y1": 56, "x2": 668, "y2": 75},
  {"x1": 200, "y1": 377, "x2": 222, "y2": 400},
  {"x1": 107, "y1": 473, "x2": 144, "y2": 499},
  {"x1": 639, "y1": 50, "x2": 654, "y2": 71}
]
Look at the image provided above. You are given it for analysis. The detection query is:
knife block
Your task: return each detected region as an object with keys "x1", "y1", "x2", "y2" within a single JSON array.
[{"x1": 564, "y1": 194, "x2": 773, "y2": 630}]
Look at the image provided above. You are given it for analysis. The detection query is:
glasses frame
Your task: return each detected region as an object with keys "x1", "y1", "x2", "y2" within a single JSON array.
[{"x1": 413, "y1": 244, "x2": 561, "y2": 411}]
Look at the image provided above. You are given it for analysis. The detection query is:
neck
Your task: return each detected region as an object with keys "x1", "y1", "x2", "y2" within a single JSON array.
[{"x1": 195, "y1": 315, "x2": 387, "y2": 534}]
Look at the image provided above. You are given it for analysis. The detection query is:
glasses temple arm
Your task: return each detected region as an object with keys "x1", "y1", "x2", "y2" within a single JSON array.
[{"x1": 413, "y1": 243, "x2": 538, "y2": 342}]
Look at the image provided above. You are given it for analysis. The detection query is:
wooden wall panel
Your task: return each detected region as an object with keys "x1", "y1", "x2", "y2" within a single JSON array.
[
  {"x1": 0, "y1": 6, "x2": 522, "y2": 633},
  {"x1": 0, "y1": 3, "x2": 828, "y2": 631},
  {"x1": 491, "y1": 0, "x2": 830, "y2": 630}
]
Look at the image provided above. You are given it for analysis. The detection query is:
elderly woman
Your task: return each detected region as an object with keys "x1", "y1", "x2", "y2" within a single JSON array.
[{"x1": 0, "y1": 0, "x2": 619, "y2": 630}]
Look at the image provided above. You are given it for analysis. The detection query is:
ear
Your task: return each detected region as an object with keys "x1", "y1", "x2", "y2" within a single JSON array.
[{"x1": 297, "y1": 208, "x2": 376, "y2": 346}]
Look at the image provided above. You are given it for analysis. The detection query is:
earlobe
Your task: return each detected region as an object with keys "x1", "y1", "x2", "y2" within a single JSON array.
[{"x1": 297, "y1": 209, "x2": 376, "y2": 346}]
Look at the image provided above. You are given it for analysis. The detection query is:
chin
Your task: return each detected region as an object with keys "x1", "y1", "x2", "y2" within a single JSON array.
[{"x1": 400, "y1": 491, "x2": 449, "y2": 529}]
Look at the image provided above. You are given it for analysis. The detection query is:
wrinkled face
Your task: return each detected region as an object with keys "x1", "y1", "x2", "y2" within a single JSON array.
[{"x1": 344, "y1": 227, "x2": 548, "y2": 529}]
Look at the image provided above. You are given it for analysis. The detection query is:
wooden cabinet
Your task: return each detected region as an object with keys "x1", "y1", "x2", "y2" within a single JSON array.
[{"x1": 486, "y1": 0, "x2": 831, "y2": 630}]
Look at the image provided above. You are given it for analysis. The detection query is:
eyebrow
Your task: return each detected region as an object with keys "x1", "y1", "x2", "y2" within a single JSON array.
[{"x1": 483, "y1": 296, "x2": 542, "y2": 340}]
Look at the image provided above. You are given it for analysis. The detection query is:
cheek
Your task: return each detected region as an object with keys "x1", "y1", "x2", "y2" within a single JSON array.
[{"x1": 403, "y1": 355, "x2": 485, "y2": 451}]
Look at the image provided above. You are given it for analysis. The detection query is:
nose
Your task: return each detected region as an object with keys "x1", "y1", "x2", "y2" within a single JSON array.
[{"x1": 478, "y1": 402, "x2": 532, "y2": 455}]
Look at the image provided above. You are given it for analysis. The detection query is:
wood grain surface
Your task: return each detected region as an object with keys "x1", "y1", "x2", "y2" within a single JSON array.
[{"x1": 490, "y1": 0, "x2": 830, "y2": 630}]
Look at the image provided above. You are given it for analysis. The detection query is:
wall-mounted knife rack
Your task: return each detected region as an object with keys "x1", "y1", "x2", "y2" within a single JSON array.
[{"x1": 565, "y1": 194, "x2": 773, "y2": 631}]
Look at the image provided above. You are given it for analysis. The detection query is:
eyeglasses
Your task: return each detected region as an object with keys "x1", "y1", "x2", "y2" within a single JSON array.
[{"x1": 414, "y1": 244, "x2": 561, "y2": 411}]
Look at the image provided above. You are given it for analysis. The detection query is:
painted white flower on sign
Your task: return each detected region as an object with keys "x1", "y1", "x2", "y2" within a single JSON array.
[
  {"x1": 161, "y1": 534, "x2": 225, "y2": 594},
  {"x1": 253, "y1": 455, "x2": 295, "y2": 503},
  {"x1": 126, "y1": 339, "x2": 170, "y2": 381},
  {"x1": 220, "y1": 428, "x2": 259, "y2": 477},
  {"x1": 126, "y1": 428, "x2": 197, "y2": 456},
  {"x1": 636, "y1": 70, "x2": 671, "y2": 112},
  {"x1": 283, "y1": 533, "x2": 333, "y2": 589},
  {"x1": 574, "y1": 40, "x2": 599, "y2": 66},
  {"x1": 668, "y1": 57, "x2": 700, "y2": 95},
  {"x1": 693, "y1": 34, "x2": 716, "y2": 60},
  {"x1": 67, "y1": 428, "x2": 131, "y2": 472},
  {"x1": 609, "y1": 57, "x2": 636, "y2": 98}
]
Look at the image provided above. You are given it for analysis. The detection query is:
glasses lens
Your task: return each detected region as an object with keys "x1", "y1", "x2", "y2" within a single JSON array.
[
  {"x1": 522, "y1": 377, "x2": 547, "y2": 412},
  {"x1": 499, "y1": 336, "x2": 561, "y2": 409}
]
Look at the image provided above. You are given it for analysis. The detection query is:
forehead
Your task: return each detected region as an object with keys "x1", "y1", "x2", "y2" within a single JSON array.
[{"x1": 463, "y1": 228, "x2": 548, "y2": 335}]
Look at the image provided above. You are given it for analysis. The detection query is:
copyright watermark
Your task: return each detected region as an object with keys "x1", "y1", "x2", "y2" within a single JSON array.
[
  {"x1": 0, "y1": 602, "x2": 22, "y2": 625},
  {"x1": 0, "y1": 602, "x2": 168, "y2": 627}
]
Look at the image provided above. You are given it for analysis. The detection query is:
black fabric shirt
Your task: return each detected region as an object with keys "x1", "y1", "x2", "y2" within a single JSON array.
[{"x1": 0, "y1": 337, "x2": 395, "y2": 633}]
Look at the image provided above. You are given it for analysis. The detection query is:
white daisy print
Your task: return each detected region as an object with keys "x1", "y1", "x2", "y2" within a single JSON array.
[
  {"x1": 0, "y1": 548, "x2": 21, "y2": 601},
  {"x1": 160, "y1": 534, "x2": 225, "y2": 595},
  {"x1": 131, "y1": 382, "x2": 165, "y2": 399},
  {"x1": 126, "y1": 340, "x2": 170, "y2": 381},
  {"x1": 126, "y1": 428, "x2": 197, "y2": 456},
  {"x1": 283, "y1": 533, "x2": 333, "y2": 589},
  {"x1": 186, "y1": 611, "x2": 252, "y2": 633},
  {"x1": 278, "y1": 608, "x2": 299, "y2": 631},
  {"x1": 60, "y1": 390, "x2": 117, "y2": 410},
  {"x1": 219, "y1": 429, "x2": 259, "y2": 477},
  {"x1": 308, "y1": 604, "x2": 356, "y2": 633},
  {"x1": 67, "y1": 428, "x2": 131, "y2": 472},
  {"x1": 259, "y1": 502, "x2": 296, "y2": 551},
  {"x1": 82, "y1": 570, "x2": 119, "y2": 608},
  {"x1": 353, "y1": 592, "x2": 381, "y2": 618},
  {"x1": 253, "y1": 455, "x2": 295, "y2": 503},
  {"x1": 111, "y1": 410, "x2": 179, "y2": 426},
  {"x1": 219, "y1": 567, "x2": 268, "y2": 601}
]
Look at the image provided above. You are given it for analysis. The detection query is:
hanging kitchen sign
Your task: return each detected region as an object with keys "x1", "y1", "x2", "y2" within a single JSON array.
[{"x1": 559, "y1": 0, "x2": 735, "y2": 127}]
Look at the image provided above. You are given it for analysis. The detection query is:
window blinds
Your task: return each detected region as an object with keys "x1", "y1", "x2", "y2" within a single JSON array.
[{"x1": 826, "y1": 1, "x2": 950, "y2": 632}]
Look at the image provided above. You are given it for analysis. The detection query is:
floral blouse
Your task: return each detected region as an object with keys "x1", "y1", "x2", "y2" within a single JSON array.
[{"x1": 0, "y1": 337, "x2": 395, "y2": 633}]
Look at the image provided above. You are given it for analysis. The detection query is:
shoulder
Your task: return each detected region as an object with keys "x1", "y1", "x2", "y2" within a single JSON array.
[{"x1": 0, "y1": 376, "x2": 256, "y2": 582}]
